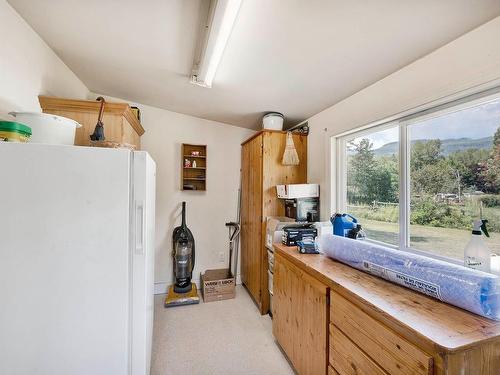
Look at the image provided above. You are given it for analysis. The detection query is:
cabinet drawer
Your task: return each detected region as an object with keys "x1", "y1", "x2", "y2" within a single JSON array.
[
  {"x1": 330, "y1": 325, "x2": 388, "y2": 375},
  {"x1": 330, "y1": 291, "x2": 432, "y2": 375}
]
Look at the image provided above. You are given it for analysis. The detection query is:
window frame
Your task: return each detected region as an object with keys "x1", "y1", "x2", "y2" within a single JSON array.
[{"x1": 334, "y1": 87, "x2": 500, "y2": 265}]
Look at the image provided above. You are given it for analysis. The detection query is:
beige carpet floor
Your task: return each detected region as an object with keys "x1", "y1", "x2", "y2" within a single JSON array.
[{"x1": 151, "y1": 285, "x2": 295, "y2": 375}]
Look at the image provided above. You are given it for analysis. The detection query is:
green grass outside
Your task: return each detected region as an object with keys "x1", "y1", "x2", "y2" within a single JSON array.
[{"x1": 359, "y1": 218, "x2": 500, "y2": 260}]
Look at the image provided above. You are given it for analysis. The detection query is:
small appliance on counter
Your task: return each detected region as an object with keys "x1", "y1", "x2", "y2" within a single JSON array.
[
  {"x1": 297, "y1": 238, "x2": 319, "y2": 254},
  {"x1": 277, "y1": 183, "x2": 320, "y2": 222},
  {"x1": 285, "y1": 197, "x2": 320, "y2": 222},
  {"x1": 331, "y1": 213, "x2": 366, "y2": 239},
  {"x1": 282, "y1": 224, "x2": 318, "y2": 246}
]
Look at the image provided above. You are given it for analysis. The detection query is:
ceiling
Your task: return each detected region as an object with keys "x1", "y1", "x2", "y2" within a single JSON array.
[{"x1": 8, "y1": 0, "x2": 500, "y2": 129}]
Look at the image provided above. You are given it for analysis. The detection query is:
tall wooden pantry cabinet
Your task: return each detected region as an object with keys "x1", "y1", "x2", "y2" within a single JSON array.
[{"x1": 240, "y1": 130, "x2": 307, "y2": 315}]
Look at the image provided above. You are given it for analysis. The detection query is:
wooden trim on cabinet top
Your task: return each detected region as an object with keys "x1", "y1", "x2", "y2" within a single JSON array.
[
  {"x1": 38, "y1": 95, "x2": 145, "y2": 136},
  {"x1": 273, "y1": 243, "x2": 500, "y2": 353},
  {"x1": 241, "y1": 129, "x2": 305, "y2": 146}
]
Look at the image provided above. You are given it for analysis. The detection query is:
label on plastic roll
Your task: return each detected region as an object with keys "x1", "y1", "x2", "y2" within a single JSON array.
[{"x1": 362, "y1": 261, "x2": 442, "y2": 300}]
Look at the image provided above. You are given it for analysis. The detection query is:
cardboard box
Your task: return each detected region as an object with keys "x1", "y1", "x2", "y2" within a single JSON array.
[
  {"x1": 201, "y1": 269, "x2": 235, "y2": 303},
  {"x1": 276, "y1": 183, "x2": 319, "y2": 199}
]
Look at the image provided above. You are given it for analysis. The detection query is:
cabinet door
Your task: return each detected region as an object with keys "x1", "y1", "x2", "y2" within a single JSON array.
[
  {"x1": 261, "y1": 131, "x2": 307, "y2": 314},
  {"x1": 240, "y1": 136, "x2": 263, "y2": 308},
  {"x1": 273, "y1": 253, "x2": 328, "y2": 375}
]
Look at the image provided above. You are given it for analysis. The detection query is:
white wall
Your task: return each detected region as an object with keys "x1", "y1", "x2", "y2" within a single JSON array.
[
  {"x1": 91, "y1": 93, "x2": 254, "y2": 293},
  {"x1": 0, "y1": 0, "x2": 254, "y2": 295},
  {"x1": 307, "y1": 16, "x2": 500, "y2": 219},
  {"x1": 0, "y1": 0, "x2": 88, "y2": 118},
  {"x1": 142, "y1": 105, "x2": 254, "y2": 293}
]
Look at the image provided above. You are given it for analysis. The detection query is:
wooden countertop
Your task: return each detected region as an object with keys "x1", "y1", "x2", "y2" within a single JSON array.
[{"x1": 274, "y1": 243, "x2": 500, "y2": 352}]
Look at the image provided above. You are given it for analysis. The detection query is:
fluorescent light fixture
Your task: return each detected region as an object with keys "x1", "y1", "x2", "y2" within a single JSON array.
[{"x1": 191, "y1": 0, "x2": 242, "y2": 88}]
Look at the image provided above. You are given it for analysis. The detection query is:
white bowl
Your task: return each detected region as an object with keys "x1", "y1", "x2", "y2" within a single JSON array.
[
  {"x1": 262, "y1": 112, "x2": 284, "y2": 130},
  {"x1": 9, "y1": 112, "x2": 81, "y2": 145}
]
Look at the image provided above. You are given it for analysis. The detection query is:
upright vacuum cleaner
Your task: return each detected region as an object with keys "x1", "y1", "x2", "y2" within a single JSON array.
[{"x1": 164, "y1": 202, "x2": 200, "y2": 307}]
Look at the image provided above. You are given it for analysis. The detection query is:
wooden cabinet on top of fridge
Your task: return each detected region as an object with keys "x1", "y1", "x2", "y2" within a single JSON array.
[
  {"x1": 39, "y1": 95, "x2": 145, "y2": 149},
  {"x1": 240, "y1": 130, "x2": 307, "y2": 315}
]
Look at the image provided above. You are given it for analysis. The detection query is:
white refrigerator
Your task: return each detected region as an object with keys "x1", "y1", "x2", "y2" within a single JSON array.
[{"x1": 0, "y1": 143, "x2": 156, "y2": 375}]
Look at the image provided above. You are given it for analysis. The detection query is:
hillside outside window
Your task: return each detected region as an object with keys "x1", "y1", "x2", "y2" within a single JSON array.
[{"x1": 336, "y1": 91, "x2": 500, "y2": 263}]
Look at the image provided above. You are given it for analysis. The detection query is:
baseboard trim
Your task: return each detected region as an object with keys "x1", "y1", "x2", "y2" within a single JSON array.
[{"x1": 153, "y1": 281, "x2": 170, "y2": 295}]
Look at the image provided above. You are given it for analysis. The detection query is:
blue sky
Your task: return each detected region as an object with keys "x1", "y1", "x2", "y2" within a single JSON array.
[{"x1": 352, "y1": 98, "x2": 500, "y2": 149}]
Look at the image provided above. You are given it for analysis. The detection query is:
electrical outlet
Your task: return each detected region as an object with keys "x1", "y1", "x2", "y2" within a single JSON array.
[{"x1": 218, "y1": 252, "x2": 225, "y2": 263}]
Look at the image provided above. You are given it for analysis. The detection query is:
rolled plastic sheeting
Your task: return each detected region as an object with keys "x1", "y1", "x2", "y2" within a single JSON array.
[{"x1": 317, "y1": 234, "x2": 500, "y2": 320}]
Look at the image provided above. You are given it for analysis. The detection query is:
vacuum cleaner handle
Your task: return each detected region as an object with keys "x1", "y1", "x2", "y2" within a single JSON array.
[{"x1": 181, "y1": 201, "x2": 186, "y2": 228}]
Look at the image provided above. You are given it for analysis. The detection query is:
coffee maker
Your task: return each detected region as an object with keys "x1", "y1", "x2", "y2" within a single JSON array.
[
  {"x1": 284, "y1": 197, "x2": 320, "y2": 222},
  {"x1": 276, "y1": 184, "x2": 320, "y2": 222}
]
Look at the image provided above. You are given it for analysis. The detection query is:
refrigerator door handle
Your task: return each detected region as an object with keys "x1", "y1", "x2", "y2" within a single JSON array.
[{"x1": 135, "y1": 201, "x2": 145, "y2": 254}]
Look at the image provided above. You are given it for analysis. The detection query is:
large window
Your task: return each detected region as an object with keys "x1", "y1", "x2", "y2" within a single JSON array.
[
  {"x1": 345, "y1": 126, "x2": 399, "y2": 246},
  {"x1": 337, "y1": 91, "x2": 500, "y2": 262}
]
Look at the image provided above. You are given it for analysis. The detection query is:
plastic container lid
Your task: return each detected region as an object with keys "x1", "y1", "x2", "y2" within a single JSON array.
[
  {"x1": 263, "y1": 112, "x2": 284, "y2": 119},
  {"x1": 9, "y1": 112, "x2": 81, "y2": 128},
  {"x1": 0, "y1": 121, "x2": 32, "y2": 136}
]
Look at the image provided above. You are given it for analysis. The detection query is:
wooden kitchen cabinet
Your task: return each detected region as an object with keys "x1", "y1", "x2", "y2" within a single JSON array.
[
  {"x1": 273, "y1": 243, "x2": 500, "y2": 375},
  {"x1": 240, "y1": 130, "x2": 307, "y2": 315},
  {"x1": 273, "y1": 252, "x2": 328, "y2": 375},
  {"x1": 39, "y1": 96, "x2": 145, "y2": 149},
  {"x1": 330, "y1": 290, "x2": 433, "y2": 375}
]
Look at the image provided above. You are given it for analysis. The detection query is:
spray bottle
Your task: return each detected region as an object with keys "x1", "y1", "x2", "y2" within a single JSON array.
[{"x1": 464, "y1": 219, "x2": 491, "y2": 272}]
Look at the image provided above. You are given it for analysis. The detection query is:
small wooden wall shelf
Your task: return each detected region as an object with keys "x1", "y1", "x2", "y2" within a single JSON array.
[{"x1": 182, "y1": 144, "x2": 207, "y2": 191}]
